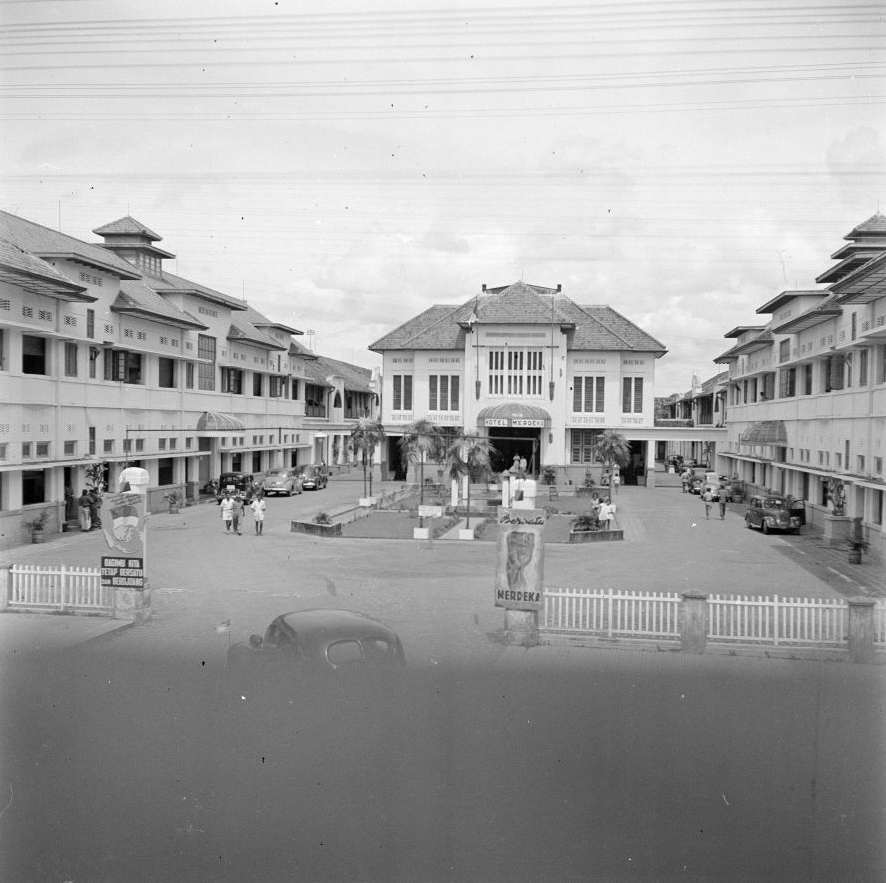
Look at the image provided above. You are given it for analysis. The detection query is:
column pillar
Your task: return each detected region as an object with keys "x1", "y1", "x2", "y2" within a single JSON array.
[
  {"x1": 681, "y1": 591, "x2": 708, "y2": 654},
  {"x1": 847, "y1": 599, "x2": 876, "y2": 664},
  {"x1": 0, "y1": 563, "x2": 10, "y2": 610}
]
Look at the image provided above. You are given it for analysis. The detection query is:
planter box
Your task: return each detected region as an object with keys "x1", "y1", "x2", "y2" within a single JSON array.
[
  {"x1": 569, "y1": 529, "x2": 624, "y2": 543},
  {"x1": 413, "y1": 527, "x2": 430, "y2": 540},
  {"x1": 576, "y1": 487, "x2": 597, "y2": 497},
  {"x1": 290, "y1": 520, "x2": 342, "y2": 537}
]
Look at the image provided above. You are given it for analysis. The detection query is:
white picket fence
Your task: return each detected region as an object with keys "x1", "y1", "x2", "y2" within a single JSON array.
[
  {"x1": 543, "y1": 587, "x2": 886, "y2": 650},
  {"x1": 544, "y1": 588, "x2": 681, "y2": 639},
  {"x1": 6, "y1": 564, "x2": 113, "y2": 614}
]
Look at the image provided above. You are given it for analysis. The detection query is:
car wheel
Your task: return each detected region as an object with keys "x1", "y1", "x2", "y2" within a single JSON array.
[{"x1": 762, "y1": 522, "x2": 769, "y2": 535}]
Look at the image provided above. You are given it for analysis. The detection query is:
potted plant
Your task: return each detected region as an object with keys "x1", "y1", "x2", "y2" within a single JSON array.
[
  {"x1": 542, "y1": 465, "x2": 557, "y2": 486},
  {"x1": 163, "y1": 489, "x2": 184, "y2": 514},
  {"x1": 847, "y1": 517, "x2": 868, "y2": 565},
  {"x1": 25, "y1": 510, "x2": 50, "y2": 543}
]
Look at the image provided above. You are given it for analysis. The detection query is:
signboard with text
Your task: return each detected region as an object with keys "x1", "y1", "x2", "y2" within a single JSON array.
[{"x1": 101, "y1": 557, "x2": 145, "y2": 591}]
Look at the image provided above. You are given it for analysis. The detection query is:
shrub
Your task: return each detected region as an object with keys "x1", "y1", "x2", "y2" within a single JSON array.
[
  {"x1": 571, "y1": 512, "x2": 600, "y2": 532},
  {"x1": 312, "y1": 512, "x2": 332, "y2": 525}
]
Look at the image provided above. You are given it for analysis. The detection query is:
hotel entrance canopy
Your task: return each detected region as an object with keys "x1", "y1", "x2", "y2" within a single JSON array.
[
  {"x1": 477, "y1": 403, "x2": 551, "y2": 428},
  {"x1": 196, "y1": 412, "x2": 245, "y2": 436}
]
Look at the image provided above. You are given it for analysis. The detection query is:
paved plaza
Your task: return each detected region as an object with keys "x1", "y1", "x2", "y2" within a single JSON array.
[{"x1": 1, "y1": 471, "x2": 882, "y2": 663}]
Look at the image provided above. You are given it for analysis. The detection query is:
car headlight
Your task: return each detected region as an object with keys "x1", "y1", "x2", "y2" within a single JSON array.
[{"x1": 764, "y1": 516, "x2": 776, "y2": 525}]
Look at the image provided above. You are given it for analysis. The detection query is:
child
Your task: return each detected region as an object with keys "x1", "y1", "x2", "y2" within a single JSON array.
[{"x1": 250, "y1": 495, "x2": 266, "y2": 535}]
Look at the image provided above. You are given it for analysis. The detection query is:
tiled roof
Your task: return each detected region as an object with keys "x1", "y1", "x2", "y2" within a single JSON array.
[
  {"x1": 93, "y1": 216, "x2": 163, "y2": 241},
  {"x1": 227, "y1": 317, "x2": 288, "y2": 350},
  {"x1": 845, "y1": 211, "x2": 886, "y2": 239},
  {"x1": 0, "y1": 238, "x2": 94, "y2": 300},
  {"x1": 0, "y1": 211, "x2": 141, "y2": 279},
  {"x1": 370, "y1": 283, "x2": 666, "y2": 355},
  {"x1": 289, "y1": 338, "x2": 318, "y2": 359},
  {"x1": 145, "y1": 268, "x2": 248, "y2": 311},
  {"x1": 113, "y1": 279, "x2": 207, "y2": 329},
  {"x1": 306, "y1": 354, "x2": 374, "y2": 392}
]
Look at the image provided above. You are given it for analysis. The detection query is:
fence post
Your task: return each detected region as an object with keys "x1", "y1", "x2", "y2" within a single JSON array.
[
  {"x1": 0, "y1": 563, "x2": 10, "y2": 611},
  {"x1": 847, "y1": 598, "x2": 876, "y2": 664},
  {"x1": 681, "y1": 591, "x2": 709, "y2": 654}
]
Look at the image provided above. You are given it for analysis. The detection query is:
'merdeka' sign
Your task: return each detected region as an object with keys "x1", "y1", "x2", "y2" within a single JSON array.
[{"x1": 493, "y1": 509, "x2": 545, "y2": 610}]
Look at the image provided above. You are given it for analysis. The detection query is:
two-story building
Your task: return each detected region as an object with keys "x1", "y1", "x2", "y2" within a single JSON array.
[
  {"x1": 0, "y1": 211, "x2": 377, "y2": 538},
  {"x1": 369, "y1": 280, "x2": 668, "y2": 485},
  {"x1": 715, "y1": 213, "x2": 886, "y2": 553}
]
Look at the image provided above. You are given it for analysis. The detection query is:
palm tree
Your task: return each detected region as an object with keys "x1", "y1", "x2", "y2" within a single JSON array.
[
  {"x1": 399, "y1": 419, "x2": 445, "y2": 527},
  {"x1": 444, "y1": 432, "x2": 496, "y2": 530},
  {"x1": 593, "y1": 430, "x2": 631, "y2": 497},
  {"x1": 350, "y1": 418, "x2": 386, "y2": 498}
]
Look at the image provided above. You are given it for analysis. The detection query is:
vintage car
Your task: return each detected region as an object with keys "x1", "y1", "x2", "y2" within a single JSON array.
[
  {"x1": 688, "y1": 476, "x2": 705, "y2": 495},
  {"x1": 226, "y1": 609, "x2": 406, "y2": 693},
  {"x1": 299, "y1": 465, "x2": 328, "y2": 490},
  {"x1": 217, "y1": 471, "x2": 255, "y2": 500},
  {"x1": 262, "y1": 468, "x2": 302, "y2": 496},
  {"x1": 744, "y1": 495, "x2": 802, "y2": 534}
]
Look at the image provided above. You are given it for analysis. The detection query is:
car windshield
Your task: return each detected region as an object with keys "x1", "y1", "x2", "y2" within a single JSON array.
[
  {"x1": 266, "y1": 471, "x2": 285, "y2": 479},
  {"x1": 764, "y1": 498, "x2": 786, "y2": 508}
]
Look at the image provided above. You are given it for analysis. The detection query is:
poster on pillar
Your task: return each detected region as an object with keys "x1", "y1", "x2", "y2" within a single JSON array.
[
  {"x1": 100, "y1": 491, "x2": 147, "y2": 558},
  {"x1": 494, "y1": 508, "x2": 545, "y2": 610}
]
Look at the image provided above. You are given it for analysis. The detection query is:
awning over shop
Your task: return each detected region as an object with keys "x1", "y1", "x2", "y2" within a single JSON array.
[
  {"x1": 742, "y1": 420, "x2": 787, "y2": 446},
  {"x1": 196, "y1": 411, "x2": 245, "y2": 434},
  {"x1": 477, "y1": 403, "x2": 551, "y2": 428}
]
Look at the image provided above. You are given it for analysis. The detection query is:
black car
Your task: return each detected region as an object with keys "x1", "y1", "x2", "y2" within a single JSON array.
[
  {"x1": 217, "y1": 472, "x2": 254, "y2": 500},
  {"x1": 227, "y1": 609, "x2": 406, "y2": 696},
  {"x1": 299, "y1": 465, "x2": 328, "y2": 490}
]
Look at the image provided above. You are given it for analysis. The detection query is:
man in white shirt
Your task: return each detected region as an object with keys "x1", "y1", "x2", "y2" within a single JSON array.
[{"x1": 219, "y1": 492, "x2": 235, "y2": 532}]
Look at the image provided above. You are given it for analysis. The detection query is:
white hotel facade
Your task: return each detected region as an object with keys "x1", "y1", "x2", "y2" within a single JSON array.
[{"x1": 369, "y1": 281, "x2": 673, "y2": 484}]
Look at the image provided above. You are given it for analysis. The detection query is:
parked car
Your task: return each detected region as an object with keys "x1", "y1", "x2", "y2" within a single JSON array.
[
  {"x1": 217, "y1": 472, "x2": 254, "y2": 500},
  {"x1": 688, "y1": 476, "x2": 705, "y2": 495},
  {"x1": 300, "y1": 465, "x2": 328, "y2": 490},
  {"x1": 262, "y1": 468, "x2": 302, "y2": 496},
  {"x1": 744, "y1": 495, "x2": 802, "y2": 534},
  {"x1": 226, "y1": 609, "x2": 406, "y2": 694}
]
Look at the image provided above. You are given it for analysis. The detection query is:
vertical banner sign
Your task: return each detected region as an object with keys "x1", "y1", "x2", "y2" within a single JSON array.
[{"x1": 494, "y1": 508, "x2": 546, "y2": 610}]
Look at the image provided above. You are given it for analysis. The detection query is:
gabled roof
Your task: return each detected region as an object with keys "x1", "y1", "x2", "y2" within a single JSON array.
[
  {"x1": 756, "y1": 290, "x2": 826, "y2": 314},
  {"x1": 112, "y1": 279, "x2": 208, "y2": 329},
  {"x1": 0, "y1": 210, "x2": 141, "y2": 279},
  {"x1": 369, "y1": 282, "x2": 667, "y2": 355},
  {"x1": 144, "y1": 268, "x2": 248, "y2": 311},
  {"x1": 289, "y1": 338, "x2": 319, "y2": 360},
  {"x1": 93, "y1": 216, "x2": 163, "y2": 241},
  {"x1": 227, "y1": 318, "x2": 288, "y2": 350},
  {"x1": 310, "y1": 354, "x2": 374, "y2": 393},
  {"x1": 0, "y1": 239, "x2": 95, "y2": 301}
]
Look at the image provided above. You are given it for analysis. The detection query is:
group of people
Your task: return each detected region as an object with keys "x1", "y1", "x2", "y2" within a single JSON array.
[
  {"x1": 702, "y1": 484, "x2": 729, "y2": 521},
  {"x1": 589, "y1": 492, "x2": 615, "y2": 530},
  {"x1": 76, "y1": 488, "x2": 102, "y2": 532},
  {"x1": 219, "y1": 490, "x2": 266, "y2": 535}
]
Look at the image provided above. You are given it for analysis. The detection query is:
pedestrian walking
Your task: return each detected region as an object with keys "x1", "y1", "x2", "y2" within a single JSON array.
[
  {"x1": 77, "y1": 489, "x2": 92, "y2": 531},
  {"x1": 613, "y1": 470, "x2": 620, "y2": 495},
  {"x1": 231, "y1": 494, "x2": 244, "y2": 535},
  {"x1": 219, "y1": 492, "x2": 234, "y2": 532},
  {"x1": 250, "y1": 496, "x2": 266, "y2": 535},
  {"x1": 718, "y1": 484, "x2": 728, "y2": 520},
  {"x1": 681, "y1": 472, "x2": 689, "y2": 493},
  {"x1": 703, "y1": 488, "x2": 713, "y2": 520}
]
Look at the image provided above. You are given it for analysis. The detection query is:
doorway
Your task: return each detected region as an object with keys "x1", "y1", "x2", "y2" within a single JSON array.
[{"x1": 486, "y1": 428, "x2": 541, "y2": 476}]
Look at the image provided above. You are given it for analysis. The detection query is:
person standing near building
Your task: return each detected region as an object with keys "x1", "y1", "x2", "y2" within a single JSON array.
[
  {"x1": 718, "y1": 484, "x2": 728, "y2": 520},
  {"x1": 219, "y1": 491, "x2": 234, "y2": 532},
  {"x1": 597, "y1": 498, "x2": 611, "y2": 531},
  {"x1": 87, "y1": 488, "x2": 102, "y2": 530},
  {"x1": 250, "y1": 495, "x2": 266, "y2": 535},
  {"x1": 77, "y1": 489, "x2": 92, "y2": 531}
]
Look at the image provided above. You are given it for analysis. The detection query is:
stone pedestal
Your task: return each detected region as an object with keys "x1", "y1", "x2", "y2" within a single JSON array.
[
  {"x1": 504, "y1": 609, "x2": 539, "y2": 646},
  {"x1": 822, "y1": 514, "x2": 851, "y2": 547},
  {"x1": 115, "y1": 586, "x2": 152, "y2": 622},
  {"x1": 681, "y1": 591, "x2": 708, "y2": 654},
  {"x1": 413, "y1": 527, "x2": 430, "y2": 540}
]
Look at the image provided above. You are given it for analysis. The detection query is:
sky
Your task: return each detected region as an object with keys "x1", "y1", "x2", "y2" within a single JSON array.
[{"x1": 1, "y1": 0, "x2": 884, "y2": 394}]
